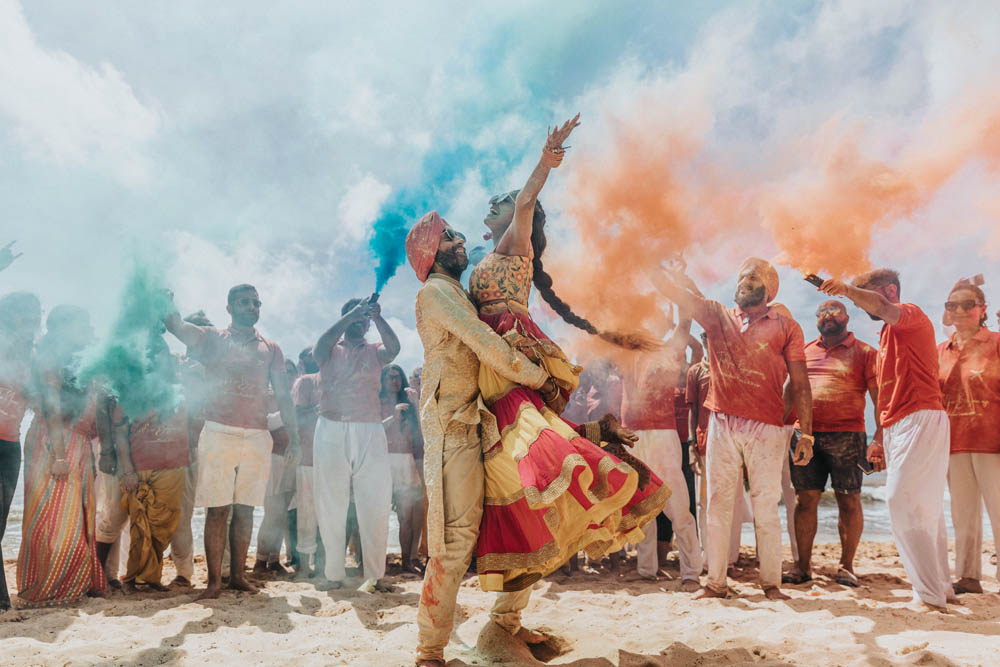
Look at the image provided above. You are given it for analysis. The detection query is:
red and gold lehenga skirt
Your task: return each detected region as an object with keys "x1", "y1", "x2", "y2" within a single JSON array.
[
  {"x1": 16, "y1": 417, "x2": 105, "y2": 607},
  {"x1": 475, "y1": 301, "x2": 669, "y2": 592}
]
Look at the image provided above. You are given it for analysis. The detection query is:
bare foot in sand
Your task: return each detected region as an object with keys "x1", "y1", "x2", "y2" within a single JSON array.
[
  {"x1": 228, "y1": 577, "x2": 258, "y2": 594},
  {"x1": 195, "y1": 584, "x2": 222, "y2": 601},
  {"x1": 764, "y1": 586, "x2": 790, "y2": 600},
  {"x1": 169, "y1": 576, "x2": 192, "y2": 588},
  {"x1": 681, "y1": 578, "x2": 701, "y2": 593},
  {"x1": 516, "y1": 627, "x2": 549, "y2": 644},
  {"x1": 693, "y1": 587, "x2": 728, "y2": 600},
  {"x1": 147, "y1": 582, "x2": 170, "y2": 592}
]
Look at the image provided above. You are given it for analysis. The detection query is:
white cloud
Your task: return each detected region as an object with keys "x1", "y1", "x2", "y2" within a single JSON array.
[
  {"x1": 0, "y1": 0, "x2": 160, "y2": 186},
  {"x1": 336, "y1": 173, "x2": 393, "y2": 245}
]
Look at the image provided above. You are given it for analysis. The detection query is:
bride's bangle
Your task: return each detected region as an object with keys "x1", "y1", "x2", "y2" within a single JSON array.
[{"x1": 541, "y1": 145, "x2": 565, "y2": 168}]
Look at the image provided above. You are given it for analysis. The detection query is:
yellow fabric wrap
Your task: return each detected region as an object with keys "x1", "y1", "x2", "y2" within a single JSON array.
[{"x1": 121, "y1": 467, "x2": 185, "y2": 585}]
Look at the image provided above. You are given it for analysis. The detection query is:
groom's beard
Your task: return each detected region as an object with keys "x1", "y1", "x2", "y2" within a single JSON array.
[{"x1": 435, "y1": 246, "x2": 468, "y2": 278}]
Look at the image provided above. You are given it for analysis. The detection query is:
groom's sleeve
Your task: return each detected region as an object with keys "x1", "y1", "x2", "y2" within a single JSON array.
[{"x1": 417, "y1": 282, "x2": 548, "y2": 390}]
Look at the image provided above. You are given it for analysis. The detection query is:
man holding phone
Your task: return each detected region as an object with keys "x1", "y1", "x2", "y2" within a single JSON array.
[{"x1": 783, "y1": 300, "x2": 880, "y2": 588}]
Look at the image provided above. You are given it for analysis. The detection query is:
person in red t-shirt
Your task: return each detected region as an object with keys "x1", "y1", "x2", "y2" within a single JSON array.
[
  {"x1": 938, "y1": 278, "x2": 1000, "y2": 595},
  {"x1": 820, "y1": 269, "x2": 952, "y2": 609},
  {"x1": 165, "y1": 284, "x2": 300, "y2": 601},
  {"x1": 311, "y1": 296, "x2": 400, "y2": 592},
  {"x1": 105, "y1": 337, "x2": 191, "y2": 593},
  {"x1": 654, "y1": 258, "x2": 814, "y2": 600},
  {"x1": 620, "y1": 314, "x2": 702, "y2": 590},
  {"x1": 0, "y1": 291, "x2": 41, "y2": 611},
  {"x1": 782, "y1": 300, "x2": 879, "y2": 588}
]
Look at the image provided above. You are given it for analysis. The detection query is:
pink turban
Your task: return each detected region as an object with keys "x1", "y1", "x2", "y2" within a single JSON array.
[
  {"x1": 406, "y1": 211, "x2": 446, "y2": 282},
  {"x1": 738, "y1": 257, "x2": 780, "y2": 303}
]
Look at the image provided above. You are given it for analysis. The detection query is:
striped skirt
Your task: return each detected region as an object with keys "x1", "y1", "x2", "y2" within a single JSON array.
[{"x1": 16, "y1": 417, "x2": 105, "y2": 607}]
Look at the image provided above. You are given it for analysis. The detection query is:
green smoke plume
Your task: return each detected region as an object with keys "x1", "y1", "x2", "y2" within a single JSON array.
[{"x1": 78, "y1": 262, "x2": 181, "y2": 419}]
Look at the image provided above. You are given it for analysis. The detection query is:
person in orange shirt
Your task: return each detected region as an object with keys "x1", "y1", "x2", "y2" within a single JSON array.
[
  {"x1": 783, "y1": 300, "x2": 879, "y2": 587},
  {"x1": 938, "y1": 278, "x2": 1000, "y2": 595},
  {"x1": 820, "y1": 269, "x2": 953, "y2": 609},
  {"x1": 654, "y1": 258, "x2": 814, "y2": 600}
]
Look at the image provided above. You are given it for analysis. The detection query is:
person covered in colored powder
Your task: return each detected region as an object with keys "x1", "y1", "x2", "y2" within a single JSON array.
[
  {"x1": 310, "y1": 296, "x2": 400, "y2": 592},
  {"x1": 782, "y1": 300, "x2": 879, "y2": 587},
  {"x1": 104, "y1": 335, "x2": 191, "y2": 593},
  {"x1": 164, "y1": 284, "x2": 300, "y2": 601},
  {"x1": 937, "y1": 277, "x2": 1000, "y2": 595},
  {"x1": 653, "y1": 258, "x2": 814, "y2": 600},
  {"x1": 819, "y1": 269, "x2": 954, "y2": 609}
]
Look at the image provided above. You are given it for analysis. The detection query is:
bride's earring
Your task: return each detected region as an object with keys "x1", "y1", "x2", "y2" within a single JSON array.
[{"x1": 483, "y1": 232, "x2": 492, "y2": 241}]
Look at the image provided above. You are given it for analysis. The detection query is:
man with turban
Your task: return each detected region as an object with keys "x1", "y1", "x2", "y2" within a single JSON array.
[
  {"x1": 407, "y1": 211, "x2": 566, "y2": 666},
  {"x1": 651, "y1": 257, "x2": 814, "y2": 600}
]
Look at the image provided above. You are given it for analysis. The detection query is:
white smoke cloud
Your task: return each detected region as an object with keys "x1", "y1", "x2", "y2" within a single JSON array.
[{"x1": 0, "y1": 0, "x2": 160, "y2": 186}]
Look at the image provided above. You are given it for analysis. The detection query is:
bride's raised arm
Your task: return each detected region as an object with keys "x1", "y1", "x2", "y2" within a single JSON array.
[{"x1": 495, "y1": 114, "x2": 580, "y2": 257}]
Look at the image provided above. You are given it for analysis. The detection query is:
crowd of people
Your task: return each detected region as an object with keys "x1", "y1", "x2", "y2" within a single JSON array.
[{"x1": 1, "y1": 115, "x2": 999, "y2": 666}]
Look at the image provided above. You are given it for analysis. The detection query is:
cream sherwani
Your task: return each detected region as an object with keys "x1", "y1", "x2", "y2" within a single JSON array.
[{"x1": 414, "y1": 273, "x2": 548, "y2": 664}]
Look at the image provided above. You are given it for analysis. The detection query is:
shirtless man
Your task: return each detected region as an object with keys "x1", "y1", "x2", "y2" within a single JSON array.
[{"x1": 165, "y1": 284, "x2": 300, "y2": 600}]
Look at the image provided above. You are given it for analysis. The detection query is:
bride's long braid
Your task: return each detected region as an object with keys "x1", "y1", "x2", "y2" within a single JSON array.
[
  {"x1": 528, "y1": 200, "x2": 602, "y2": 336},
  {"x1": 525, "y1": 198, "x2": 654, "y2": 350}
]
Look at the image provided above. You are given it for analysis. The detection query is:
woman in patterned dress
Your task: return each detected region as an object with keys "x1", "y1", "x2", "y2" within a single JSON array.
[
  {"x1": 468, "y1": 116, "x2": 669, "y2": 592},
  {"x1": 16, "y1": 305, "x2": 105, "y2": 607}
]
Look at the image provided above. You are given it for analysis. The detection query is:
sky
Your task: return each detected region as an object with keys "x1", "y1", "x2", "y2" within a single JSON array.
[{"x1": 2, "y1": 0, "x2": 1000, "y2": 372}]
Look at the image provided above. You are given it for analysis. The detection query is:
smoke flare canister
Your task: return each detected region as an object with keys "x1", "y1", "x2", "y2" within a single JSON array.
[
  {"x1": 368, "y1": 292, "x2": 380, "y2": 305},
  {"x1": 803, "y1": 273, "x2": 825, "y2": 288}
]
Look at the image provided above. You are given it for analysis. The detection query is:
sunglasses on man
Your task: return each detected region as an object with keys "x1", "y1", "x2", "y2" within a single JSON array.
[{"x1": 442, "y1": 228, "x2": 466, "y2": 243}]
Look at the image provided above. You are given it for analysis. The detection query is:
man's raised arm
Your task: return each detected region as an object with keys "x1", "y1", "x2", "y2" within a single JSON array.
[{"x1": 819, "y1": 280, "x2": 901, "y2": 325}]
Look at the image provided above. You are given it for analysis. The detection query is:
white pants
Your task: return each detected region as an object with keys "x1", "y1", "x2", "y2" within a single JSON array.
[
  {"x1": 781, "y1": 426, "x2": 799, "y2": 564},
  {"x1": 168, "y1": 462, "x2": 197, "y2": 579},
  {"x1": 705, "y1": 413, "x2": 788, "y2": 592},
  {"x1": 634, "y1": 429, "x2": 702, "y2": 580},
  {"x1": 95, "y1": 470, "x2": 130, "y2": 579},
  {"x1": 257, "y1": 454, "x2": 295, "y2": 561},
  {"x1": 313, "y1": 418, "x2": 391, "y2": 582},
  {"x1": 884, "y1": 409, "x2": 952, "y2": 607},
  {"x1": 296, "y1": 465, "x2": 319, "y2": 556},
  {"x1": 948, "y1": 452, "x2": 1000, "y2": 581},
  {"x1": 695, "y1": 450, "x2": 748, "y2": 566}
]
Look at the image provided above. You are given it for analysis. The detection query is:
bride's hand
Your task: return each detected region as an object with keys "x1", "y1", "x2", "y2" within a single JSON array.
[{"x1": 542, "y1": 114, "x2": 581, "y2": 167}]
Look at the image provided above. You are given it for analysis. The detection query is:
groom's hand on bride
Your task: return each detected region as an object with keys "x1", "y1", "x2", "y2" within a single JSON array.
[{"x1": 600, "y1": 414, "x2": 638, "y2": 448}]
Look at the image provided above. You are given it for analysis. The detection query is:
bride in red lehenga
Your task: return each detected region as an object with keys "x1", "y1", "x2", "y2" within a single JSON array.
[{"x1": 468, "y1": 115, "x2": 669, "y2": 592}]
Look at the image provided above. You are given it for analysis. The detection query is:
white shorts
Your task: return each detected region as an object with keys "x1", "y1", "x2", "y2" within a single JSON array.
[
  {"x1": 389, "y1": 452, "x2": 422, "y2": 496},
  {"x1": 195, "y1": 421, "x2": 273, "y2": 508}
]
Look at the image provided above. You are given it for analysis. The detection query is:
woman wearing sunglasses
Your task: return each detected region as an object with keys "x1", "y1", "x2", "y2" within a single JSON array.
[
  {"x1": 466, "y1": 115, "x2": 668, "y2": 594},
  {"x1": 938, "y1": 277, "x2": 1000, "y2": 594}
]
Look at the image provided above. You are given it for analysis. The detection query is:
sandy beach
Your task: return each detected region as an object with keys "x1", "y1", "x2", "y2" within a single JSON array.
[{"x1": 3, "y1": 541, "x2": 998, "y2": 666}]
